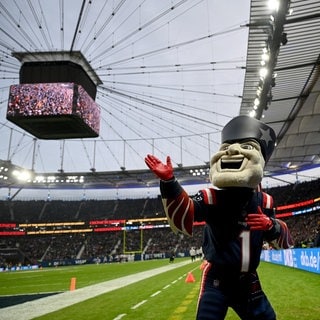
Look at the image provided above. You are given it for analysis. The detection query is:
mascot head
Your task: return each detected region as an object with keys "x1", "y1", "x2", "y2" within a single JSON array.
[{"x1": 210, "y1": 115, "x2": 276, "y2": 189}]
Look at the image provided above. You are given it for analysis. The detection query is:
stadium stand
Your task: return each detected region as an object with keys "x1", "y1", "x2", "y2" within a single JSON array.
[{"x1": 1, "y1": 179, "x2": 320, "y2": 269}]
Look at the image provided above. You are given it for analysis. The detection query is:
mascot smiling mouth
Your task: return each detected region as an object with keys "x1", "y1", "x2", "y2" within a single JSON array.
[{"x1": 219, "y1": 155, "x2": 247, "y2": 171}]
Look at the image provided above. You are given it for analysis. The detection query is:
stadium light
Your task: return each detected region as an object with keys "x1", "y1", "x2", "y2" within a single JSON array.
[
  {"x1": 11, "y1": 169, "x2": 33, "y2": 182},
  {"x1": 0, "y1": 160, "x2": 34, "y2": 183}
]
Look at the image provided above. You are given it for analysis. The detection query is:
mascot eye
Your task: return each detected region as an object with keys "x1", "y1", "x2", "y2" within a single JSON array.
[
  {"x1": 241, "y1": 144, "x2": 254, "y2": 150},
  {"x1": 240, "y1": 141, "x2": 260, "y2": 151}
]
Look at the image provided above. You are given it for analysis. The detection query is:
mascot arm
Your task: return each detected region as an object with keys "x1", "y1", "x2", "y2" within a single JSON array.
[
  {"x1": 261, "y1": 207, "x2": 294, "y2": 249},
  {"x1": 145, "y1": 154, "x2": 194, "y2": 236},
  {"x1": 246, "y1": 207, "x2": 293, "y2": 249},
  {"x1": 244, "y1": 191, "x2": 294, "y2": 249},
  {"x1": 268, "y1": 218, "x2": 294, "y2": 249},
  {"x1": 160, "y1": 179, "x2": 194, "y2": 237}
]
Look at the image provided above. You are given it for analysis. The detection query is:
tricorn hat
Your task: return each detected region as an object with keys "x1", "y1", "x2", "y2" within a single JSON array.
[{"x1": 221, "y1": 115, "x2": 276, "y2": 162}]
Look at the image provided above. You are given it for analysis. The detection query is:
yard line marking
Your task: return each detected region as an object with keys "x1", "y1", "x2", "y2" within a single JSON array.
[
  {"x1": 131, "y1": 300, "x2": 147, "y2": 309},
  {"x1": 168, "y1": 282, "x2": 199, "y2": 320},
  {"x1": 150, "y1": 290, "x2": 161, "y2": 297},
  {"x1": 113, "y1": 314, "x2": 127, "y2": 320},
  {"x1": 163, "y1": 284, "x2": 171, "y2": 289}
]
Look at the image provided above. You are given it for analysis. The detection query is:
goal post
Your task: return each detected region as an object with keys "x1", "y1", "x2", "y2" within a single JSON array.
[{"x1": 123, "y1": 225, "x2": 143, "y2": 254}]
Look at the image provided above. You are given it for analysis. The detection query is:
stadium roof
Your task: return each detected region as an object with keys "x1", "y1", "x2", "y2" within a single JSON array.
[
  {"x1": 241, "y1": 0, "x2": 320, "y2": 178},
  {"x1": 0, "y1": 0, "x2": 320, "y2": 192}
]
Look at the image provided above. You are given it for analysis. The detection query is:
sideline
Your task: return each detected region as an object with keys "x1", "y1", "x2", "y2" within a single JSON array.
[{"x1": 0, "y1": 260, "x2": 192, "y2": 320}]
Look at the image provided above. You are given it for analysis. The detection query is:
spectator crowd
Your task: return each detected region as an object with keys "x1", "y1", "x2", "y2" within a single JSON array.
[{"x1": 0, "y1": 178, "x2": 320, "y2": 269}]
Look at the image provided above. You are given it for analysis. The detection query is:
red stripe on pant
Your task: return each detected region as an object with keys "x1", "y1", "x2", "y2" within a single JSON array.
[{"x1": 197, "y1": 261, "x2": 212, "y2": 311}]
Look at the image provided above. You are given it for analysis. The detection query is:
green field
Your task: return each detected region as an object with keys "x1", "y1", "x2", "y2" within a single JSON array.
[{"x1": 0, "y1": 259, "x2": 319, "y2": 320}]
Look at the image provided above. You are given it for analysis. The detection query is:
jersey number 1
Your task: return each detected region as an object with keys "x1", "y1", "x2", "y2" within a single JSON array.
[{"x1": 239, "y1": 230, "x2": 250, "y2": 272}]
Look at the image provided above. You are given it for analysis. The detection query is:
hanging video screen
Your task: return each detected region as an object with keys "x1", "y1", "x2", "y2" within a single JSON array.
[
  {"x1": 75, "y1": 85, "x2": 100, "y2": 135},
  {"x1": 7, "y1": 83, "x2": 100, "y2": 139},
  {"x1": 7, "y1": 83, "x2": 74, "y2": 117}
]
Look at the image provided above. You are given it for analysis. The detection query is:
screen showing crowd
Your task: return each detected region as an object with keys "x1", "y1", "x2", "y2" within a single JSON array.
[{"x1": 7, "y1": 83, "x2": 100, "y2": 135}]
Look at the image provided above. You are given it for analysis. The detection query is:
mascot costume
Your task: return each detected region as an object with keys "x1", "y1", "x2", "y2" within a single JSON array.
[{"x1": 145, "y1": 115, "x2": 293, "y2": 320}]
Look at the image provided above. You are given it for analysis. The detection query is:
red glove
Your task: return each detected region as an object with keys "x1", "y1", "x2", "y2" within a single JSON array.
[
  {"x1": 145, "y1": 154, "x2": 174, "y2": 181},
  {"x1": 245, "y1": 207, "x2": 274, "y2": 231}
]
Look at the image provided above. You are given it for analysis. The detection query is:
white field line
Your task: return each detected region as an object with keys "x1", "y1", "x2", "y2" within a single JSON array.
[
  {"x1": 113, "y1": 313, "x2": 127, "y2": 320},
  {"x1": 150, "y1": 290, "x2": 161, "y2": 297},
  {"x1": 131, "y1": 299, "x2": 147, "y2": 310}
]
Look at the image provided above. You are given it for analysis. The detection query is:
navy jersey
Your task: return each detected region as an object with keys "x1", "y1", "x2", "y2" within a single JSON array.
[
  {"x1": 194, "y1": 187, "x2": 276, "y2": 273},
  {"x1": 160, "y1": 178, "x2": 291, "y2": 274}
]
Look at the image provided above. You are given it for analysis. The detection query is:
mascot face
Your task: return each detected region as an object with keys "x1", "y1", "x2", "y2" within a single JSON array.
[{"x1": 209, "y1": 139, "x2": 265, "y2": 189}]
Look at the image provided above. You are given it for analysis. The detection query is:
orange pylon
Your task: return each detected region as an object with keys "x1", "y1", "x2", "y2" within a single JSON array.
[
  {"x1": 185, "y1": 272, "x2": 196, "y2": 283},
  {"x1": 69, "y1": 277, "x2": 77, "y2": 291}
]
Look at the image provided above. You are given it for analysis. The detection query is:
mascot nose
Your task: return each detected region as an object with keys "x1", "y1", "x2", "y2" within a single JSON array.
[{"x1": 226, "y1": 144, "x2": 241, "y2": 155}]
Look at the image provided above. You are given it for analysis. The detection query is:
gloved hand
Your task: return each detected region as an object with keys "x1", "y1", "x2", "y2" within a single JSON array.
[
  {"x1": 145, "y1": 154, "x2": 174, "y2": 181},
  {"x1": 245, "y1": 207, "x2": 274, "y2": 231}
]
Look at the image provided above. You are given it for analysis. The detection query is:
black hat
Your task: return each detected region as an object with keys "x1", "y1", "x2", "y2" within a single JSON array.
[{"x1": 221, "y1": 115, "x2": 276, "y2": 162}]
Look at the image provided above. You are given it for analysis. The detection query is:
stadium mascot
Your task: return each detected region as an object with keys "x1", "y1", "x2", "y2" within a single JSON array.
[{"x1": 145, "y1": 115, "x2": 293, "y2": 320}]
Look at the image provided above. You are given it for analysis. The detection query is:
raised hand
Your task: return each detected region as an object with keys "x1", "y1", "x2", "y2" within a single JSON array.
[
  {"x1": 145, "y1": 154, "x2": 174, "y2": 181},
  {"x1": 245, "y1": 206, "x2": 274, "y2": 231}
]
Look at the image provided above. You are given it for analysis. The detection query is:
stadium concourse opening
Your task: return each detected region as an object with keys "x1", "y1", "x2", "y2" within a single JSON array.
[{"x1": 6, "y1": 51, "x2": 102, "y2": 139}]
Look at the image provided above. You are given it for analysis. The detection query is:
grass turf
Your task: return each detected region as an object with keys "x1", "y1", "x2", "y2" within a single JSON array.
[{"x1": 0, "y1": 259, "x2": 319, "y2": 319}]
